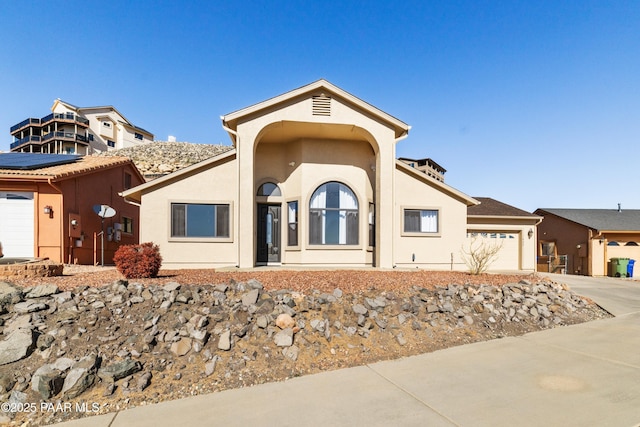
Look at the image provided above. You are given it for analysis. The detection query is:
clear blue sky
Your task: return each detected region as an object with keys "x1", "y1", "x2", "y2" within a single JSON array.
[{"x1": 1, "y1": 1, "x2": 638, "y2": 212}]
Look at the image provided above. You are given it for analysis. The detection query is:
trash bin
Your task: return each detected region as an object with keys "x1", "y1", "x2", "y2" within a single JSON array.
[
  {"x1": 628, "y1": 259, "x2": 636, "y2": 278},
  {"x1": 610, "y1": 258, "x2": 630, "y2": 277}
]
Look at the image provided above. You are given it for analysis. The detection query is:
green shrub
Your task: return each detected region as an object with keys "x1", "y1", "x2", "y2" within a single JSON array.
[{"x1": 114, "y1": 242, "x2": 162, "y2": 279}]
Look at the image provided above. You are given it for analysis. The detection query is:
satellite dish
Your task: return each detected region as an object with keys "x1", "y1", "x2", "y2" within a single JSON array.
[{"x1": 93, "y1": 204, "x2": 116, "y2": 218}]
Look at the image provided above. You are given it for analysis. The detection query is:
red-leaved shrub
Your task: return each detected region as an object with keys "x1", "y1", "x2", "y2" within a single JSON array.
[{"x1": 113, "y1": 242, "x2": 162, "y2": 279}]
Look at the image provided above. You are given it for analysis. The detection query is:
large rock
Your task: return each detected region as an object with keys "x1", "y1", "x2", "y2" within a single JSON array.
[
  {"x1": 274, "y1": 328, "x2": 294, "y2": 347},
  {"x1": 62, "y1": 355, "x2": 98, "y2": 399},
  {"x1": 25, "y1": 284, "x2": 59, "y2": 299},
  {"x1": 98, "y1": 359, "x2": 142, "y2": 382},
  {"x1": 170, "y1": 338, "x2": 192, "y2": 356},
  {"x1": 0, "y1": 281, "x2": 22, "y2": 305},
  {"x1": 218, "y1": 330, "x2": 231, "y2": 351},
  {"x1": 31, "y1": 365, "x2": 64, "y2": 399},
  {"x1": 0, "y1": 328, "x2": 36, "y2": 365},
  {"x1": 275, "y1": 313, "x2": 295, "y2": 329}
]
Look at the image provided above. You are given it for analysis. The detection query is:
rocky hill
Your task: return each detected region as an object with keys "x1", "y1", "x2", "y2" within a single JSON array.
[{"x1": 97, "y1": 142, "x2": 233, "y2": 179}]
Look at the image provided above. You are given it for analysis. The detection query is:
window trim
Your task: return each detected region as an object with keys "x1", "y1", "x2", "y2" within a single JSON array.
[
  {"x1": 286, "y1": 199, "x2": 300, "y2": 249},
  {"x1": 401, "y1": 206, "x2": 442, "y2": 237},
  {"x1": 168, "y1": 200, "x2": 234, "y2": 242},
  {"x1": 308, "y1": 181, "x2": 360, "y2": 246}
]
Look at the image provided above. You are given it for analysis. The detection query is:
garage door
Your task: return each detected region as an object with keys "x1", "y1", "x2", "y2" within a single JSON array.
[
  {"x1": 466, "y1": 231, "x2": 520, "y2": 271},
  {"x1": 0, "y1": 191, "x2": 35, "y2": 257}
]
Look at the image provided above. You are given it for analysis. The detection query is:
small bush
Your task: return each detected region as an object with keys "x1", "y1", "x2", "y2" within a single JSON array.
[{"x1": 114, "y1": 242, "x2": 162, "y2": 279}]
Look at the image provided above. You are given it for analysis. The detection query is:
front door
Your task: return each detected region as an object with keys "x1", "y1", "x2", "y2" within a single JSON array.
[{"x1": 257, "y1": 204, "x2": 281, "y2": 264}]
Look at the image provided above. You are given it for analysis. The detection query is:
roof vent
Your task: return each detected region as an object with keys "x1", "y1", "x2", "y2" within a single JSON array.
[
  {"x1": 312, "y1": 95, "x2": 331, "y2": 116},
  {"x1": 618, "y1": 203, "x2": 622, "y2": 212}
]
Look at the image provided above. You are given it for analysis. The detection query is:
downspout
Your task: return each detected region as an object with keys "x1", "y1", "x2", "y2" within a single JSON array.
[
  {"x1": 47, "y1": 177, "x2": 65, "y2": 263},
  {"x1": 390, "y1": 128, "x2": 411, "y2": 268},
  {"x1": 221, "y1": 118, "x2": 241, "y2": 268}
]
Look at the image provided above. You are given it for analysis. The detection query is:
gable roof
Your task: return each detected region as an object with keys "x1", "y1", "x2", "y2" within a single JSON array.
[
  {"x1": 535, "y1": 208, "x2": 640, "y2": 232},
  {"x1": 469, "y1": 197, "x2": 540, "y2": 219},
  {"x1": 0, "y1": 155, "x2": 142, "y2": 182},
  {"x1": 221, "y1": 79, "x2": 410, "y2": 141}
]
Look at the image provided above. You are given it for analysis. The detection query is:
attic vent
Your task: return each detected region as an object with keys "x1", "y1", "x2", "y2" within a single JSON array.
[{"x1": 312, "y1": 95, "x2": 331, "y2": 116}]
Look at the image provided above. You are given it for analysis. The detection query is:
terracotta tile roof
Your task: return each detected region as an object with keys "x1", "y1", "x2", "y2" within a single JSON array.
[
  {"x1": 469, "y1": 197, "x2": 538, "y2": 217},
  {"x1": 0, "y1": 155, "x2": 133, "y2": 181}
]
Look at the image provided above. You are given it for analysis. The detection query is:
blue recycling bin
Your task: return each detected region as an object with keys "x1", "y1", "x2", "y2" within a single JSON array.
[{"x1": 628, "y1": 259, "x2": 635, "y2": 278}]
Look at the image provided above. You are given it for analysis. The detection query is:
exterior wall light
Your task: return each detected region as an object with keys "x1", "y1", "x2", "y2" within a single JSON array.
[
  {"x1": 527, "y1": 228, "x2": 534, "y2": 239},
  {"x1": 44, "y1": 205, "x2": 53, "y2": 218}
]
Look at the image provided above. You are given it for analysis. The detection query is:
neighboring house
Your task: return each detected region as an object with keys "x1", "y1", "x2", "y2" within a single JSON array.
[
  {"x1": 10, "y1": 100, "x2": 154, "y2": 155},
  {"x1": 534, "y1": 207, "x2": 640, "y2": 276},
  {"x1": 398, "y1": 157, "x2": 446, "y2": 182},
  {"x1": 0, "y1": 153, "x2": 144, "y2": 264},
  {"x1": 467, "y1": 198, "x2": 541, "y2": 271}
]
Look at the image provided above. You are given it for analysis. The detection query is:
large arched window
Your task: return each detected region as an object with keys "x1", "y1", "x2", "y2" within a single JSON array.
[{"x1": 309, "y1": 182, "x2": 358, "y2": 245}]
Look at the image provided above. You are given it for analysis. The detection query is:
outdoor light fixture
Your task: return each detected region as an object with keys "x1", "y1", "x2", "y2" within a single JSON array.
[
  {"x1": 288, "y1": 161, "x2": 296, "y2": 167},
  {"x1": 43, "y1": 205, "x2": 53, "y2": 217},
  {"x1": 527, "y1": 228, "x2": 534, "y2": 239}
]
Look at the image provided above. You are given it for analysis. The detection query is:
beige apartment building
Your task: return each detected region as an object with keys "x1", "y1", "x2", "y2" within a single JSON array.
[{"x1": 10, "y1": 100, "x2": 153, "y2": 155}]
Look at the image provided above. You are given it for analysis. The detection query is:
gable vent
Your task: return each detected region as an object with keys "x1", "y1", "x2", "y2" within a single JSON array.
[{"x1": 312, "y1": 95, "x2": 331, "y2": 116}]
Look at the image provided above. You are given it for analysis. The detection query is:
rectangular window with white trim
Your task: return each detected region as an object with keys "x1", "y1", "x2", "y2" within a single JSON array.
[{"x1": 403, "y1": 209, "x2": 439, "y2": 233}]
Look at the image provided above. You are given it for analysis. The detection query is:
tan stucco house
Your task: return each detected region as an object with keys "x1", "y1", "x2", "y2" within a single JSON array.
[{"x1": 123, "y1": 80, "x2": 536, "y2": 271}]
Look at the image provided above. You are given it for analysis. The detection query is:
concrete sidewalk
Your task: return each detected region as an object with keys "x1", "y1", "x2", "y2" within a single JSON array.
[{"x1": 54, "y1": 276, "x2": 640, "y2": 427}]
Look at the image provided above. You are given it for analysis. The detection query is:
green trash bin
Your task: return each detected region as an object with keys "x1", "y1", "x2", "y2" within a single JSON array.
[{"x1": 610, "y1": 258, "x2": 630, "y2": 277}]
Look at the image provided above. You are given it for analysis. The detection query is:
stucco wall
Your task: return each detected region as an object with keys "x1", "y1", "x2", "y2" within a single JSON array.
[
  {"x1": 393, "y1": 166, "x2": 469, "y2": 270},
  {"x1": 139, "y1": 155, "x2": 239, "y2": 268},
  {"x1": 255, "y1": 138, "x2": 376, "y2": 266}
]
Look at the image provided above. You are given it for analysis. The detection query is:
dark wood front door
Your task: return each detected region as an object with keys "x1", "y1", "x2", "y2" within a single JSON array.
[{"x1": 257, "y1": 204, "x2": 281, "y2": 264}]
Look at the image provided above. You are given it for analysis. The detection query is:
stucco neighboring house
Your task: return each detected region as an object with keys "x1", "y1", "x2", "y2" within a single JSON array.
[
  {"x1": 467, "y1": 198, "x2": 541, "y2": 272},
  {"x1": 10, "y1": 100, "x2": 154, "y2": 155},
  {"x1": 0, "y1": 153, "x2": 144, "y2": 264},
  {"x1": 123, "y1": 80, "x2": 529, "y2": 271},
  {"x1": 534, "y1": 207, "x2": 640, "y2": 276}
]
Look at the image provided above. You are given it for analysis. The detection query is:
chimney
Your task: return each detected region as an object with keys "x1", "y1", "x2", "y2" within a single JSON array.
[{"x1": 618, "y1": 203, "x2": 622, "y2": 212}]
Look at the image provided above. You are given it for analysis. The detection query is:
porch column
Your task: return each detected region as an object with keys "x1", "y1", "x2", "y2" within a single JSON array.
[
  {"x1": 376, "y1": 137, "x2": 395, "y2": 268},
  {"x1": 237, "y1": 128, "x2": 256, "y2": 268}
]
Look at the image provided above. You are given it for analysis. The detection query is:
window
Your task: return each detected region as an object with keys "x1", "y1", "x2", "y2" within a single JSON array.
[
  {"x1": 541, "y1": 242, "x2": 556, "y2": 256},
  {"x1": 607, "y1": 241, "x2": 620, "y2": 246},
  {"x1": 88, "y1": 134, "x2": 94, "y2": 141},
  {"x1": 309, "y1": 182, "x2": 358, "y2": 245},
  {"x1": 122, "y1": 217, "x2": 133, "y2": 234},
  {"x1": 625, "y1": 242, "x2": 639, "y2": 246},
  {"x1": 124, "y1": 172, "x2": 132, "y2": 190},
  {"x1": 404, "y1": 209, "x2": 438, "y2": 233},
  {"x1": 102, "y1": 122, "x2": 112, "y2": 129},
  {"x1": 171, "y1": 203, "x2": 230, "y2": 238},
  {"x1": 107, "y1": 140, "x2": 115, "y2": 147},
  {"x1": 369, "y1": 203, "x2": 375, "y2": 247},
  {"x1": 288, "y1": 201, "x2": 298, "y2": 246},
  {"x1": 257, "y1": 182, "x2": 281, "y2": 197},
  {"x1": 134, "y1": 133, "x2": 143, "y2": 140}
]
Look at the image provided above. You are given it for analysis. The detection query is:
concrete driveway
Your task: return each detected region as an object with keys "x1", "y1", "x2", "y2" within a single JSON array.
[{"x1": 543, "y1": 273, "x2": 640, "y2": 316}]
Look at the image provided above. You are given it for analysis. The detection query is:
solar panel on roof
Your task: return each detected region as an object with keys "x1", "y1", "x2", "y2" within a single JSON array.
[{"x1": 0, "y1": 153, "x2": 80, "y2": 170}]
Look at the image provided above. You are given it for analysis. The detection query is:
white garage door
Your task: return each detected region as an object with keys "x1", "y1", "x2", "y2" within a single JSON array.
[
  {"x1": 0, "y1": 191, "x2": 35, "y2": 258},
  {"x1": 466, "y1": 231, "x2": 520, "y2": 271}
]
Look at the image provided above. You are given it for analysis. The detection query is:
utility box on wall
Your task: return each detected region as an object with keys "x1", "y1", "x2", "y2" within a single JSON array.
[{"x1": 69, "y1": 213, "x2": 82, "y2": 238}]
